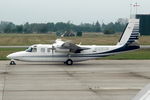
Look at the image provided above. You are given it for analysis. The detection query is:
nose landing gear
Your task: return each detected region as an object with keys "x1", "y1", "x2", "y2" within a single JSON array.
[{"x1": 9, "y1": 60, "x2": 16, "y2": 65}]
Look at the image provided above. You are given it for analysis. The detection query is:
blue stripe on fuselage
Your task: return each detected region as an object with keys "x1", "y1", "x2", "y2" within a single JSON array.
[{"x1": 20, "y1": 45, "x2": 139, "y2": 58}]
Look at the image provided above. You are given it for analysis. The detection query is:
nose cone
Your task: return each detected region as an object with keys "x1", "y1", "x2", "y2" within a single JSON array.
[
  {"x1": 7, "y1": 52, "x2": 20, "y2": 59},
  {"x1": 7, "y1": 54, "x2": 14, "y2": 59},
  {"x1": 7, "y1": 51, "x2": 26, "y2": 60}
]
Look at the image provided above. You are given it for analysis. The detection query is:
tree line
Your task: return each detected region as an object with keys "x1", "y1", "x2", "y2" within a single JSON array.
[{"x1": 0, "y1": 18, "x2": 127, "y2": 34}]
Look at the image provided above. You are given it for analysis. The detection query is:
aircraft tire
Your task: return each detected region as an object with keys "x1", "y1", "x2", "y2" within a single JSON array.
[
  {"x1": 66, "y1": 59, "x2": 73, "y2": 65},
  {"x1": 10, "y1": 61, "x2": 16, "y2": 65}
]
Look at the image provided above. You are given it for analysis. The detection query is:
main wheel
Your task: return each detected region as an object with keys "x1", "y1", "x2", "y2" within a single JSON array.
[{"x1": 66, "y1": 59, "x2": 73, "y2": 65}]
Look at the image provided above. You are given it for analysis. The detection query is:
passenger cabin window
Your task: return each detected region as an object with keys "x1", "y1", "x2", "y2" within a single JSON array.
[
  {"x1": 41, "y1": 48, "x2": 45, "y2": 53},
  {"x1": 47, "y1": 48, "x2": 51, "y2": 52}
]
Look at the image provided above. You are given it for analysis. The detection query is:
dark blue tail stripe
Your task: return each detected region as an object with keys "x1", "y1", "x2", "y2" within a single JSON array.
[{"x1": 127, "y1": 23, "x2": 139, "y2": 44}]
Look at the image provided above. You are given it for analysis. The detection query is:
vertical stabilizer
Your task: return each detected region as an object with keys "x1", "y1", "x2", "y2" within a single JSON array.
[{"x1": 117, "y1": 19, "x2": 140, "y2": 46}]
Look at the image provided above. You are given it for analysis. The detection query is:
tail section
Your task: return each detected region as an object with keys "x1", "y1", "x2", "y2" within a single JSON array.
[{"x1": 117, "y1": 19, "x2": 140, "y2": 49}]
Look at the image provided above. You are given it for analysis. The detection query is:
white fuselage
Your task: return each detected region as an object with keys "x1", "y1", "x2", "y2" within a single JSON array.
[{"x1": 7, "y1": 44, "x2": 122, "y2": 62}]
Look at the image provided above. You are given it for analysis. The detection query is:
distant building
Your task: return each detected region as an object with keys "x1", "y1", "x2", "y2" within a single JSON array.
[
  {"x1": 136, "y1": 14, "x2": 150, "y2": 35},
  {"x1": 63, "y1": 30, "x2": 76, "y2": 37}
]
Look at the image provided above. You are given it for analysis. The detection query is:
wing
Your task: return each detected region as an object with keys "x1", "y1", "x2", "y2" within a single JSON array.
[{"x1": 61, "y1": 42, "x2": 90, "y2": 53}]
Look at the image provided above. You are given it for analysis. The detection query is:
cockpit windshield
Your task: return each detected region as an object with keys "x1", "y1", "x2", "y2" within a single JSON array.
[
  {"x1": 26, "y1": 46, "x2": 37, "y2": 52},
  {"x1": 26, "y1": 47, "x2": 33, "y2": 52}
]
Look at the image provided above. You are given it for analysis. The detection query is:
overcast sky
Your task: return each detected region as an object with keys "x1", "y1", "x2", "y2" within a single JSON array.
[{"x1": 0, "y1": 0, "x2": 149, "y2": 24}]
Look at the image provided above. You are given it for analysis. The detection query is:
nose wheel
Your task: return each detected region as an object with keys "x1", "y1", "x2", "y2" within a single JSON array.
[
  {"x1": 9, "y1": 60, "x2": 16, "y2": 65},
  {"x1": 65, "y1": 59, "x2": 73, "y2": 65}
]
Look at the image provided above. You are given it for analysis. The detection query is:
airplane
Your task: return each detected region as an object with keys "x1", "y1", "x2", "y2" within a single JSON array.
[{"x1": 7, "y1": 19, "x2": 140, "y2": 65}]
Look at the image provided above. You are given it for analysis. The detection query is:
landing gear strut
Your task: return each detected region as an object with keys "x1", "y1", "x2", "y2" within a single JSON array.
[
  {"x1": 9, "y1": 60, "x2": 16, "y2": 65},
  {"x1": 65, "y1": 59, "x2": 73, "y2": 65}
]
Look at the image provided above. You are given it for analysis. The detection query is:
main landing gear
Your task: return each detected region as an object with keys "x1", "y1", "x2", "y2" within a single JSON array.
[
  {"x1": 65, "y1": 59, "x2": 73, "y2": 65},
  {"x1": 64, "y1": 53, "x2": 73, "y2": 65},
  {"x1": 9, "y1": 60, "x2": 16, "y2": 65}
]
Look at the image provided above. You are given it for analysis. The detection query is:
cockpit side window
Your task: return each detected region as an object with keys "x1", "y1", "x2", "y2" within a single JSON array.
[{"x1": 32, "y1": 48, "x2": 37, "y2": 52}]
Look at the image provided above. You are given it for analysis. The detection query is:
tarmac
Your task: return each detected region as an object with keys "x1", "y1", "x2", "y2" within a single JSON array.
[{"x1": 0, "y1": 60, "x2": 150, "y2": 100}]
